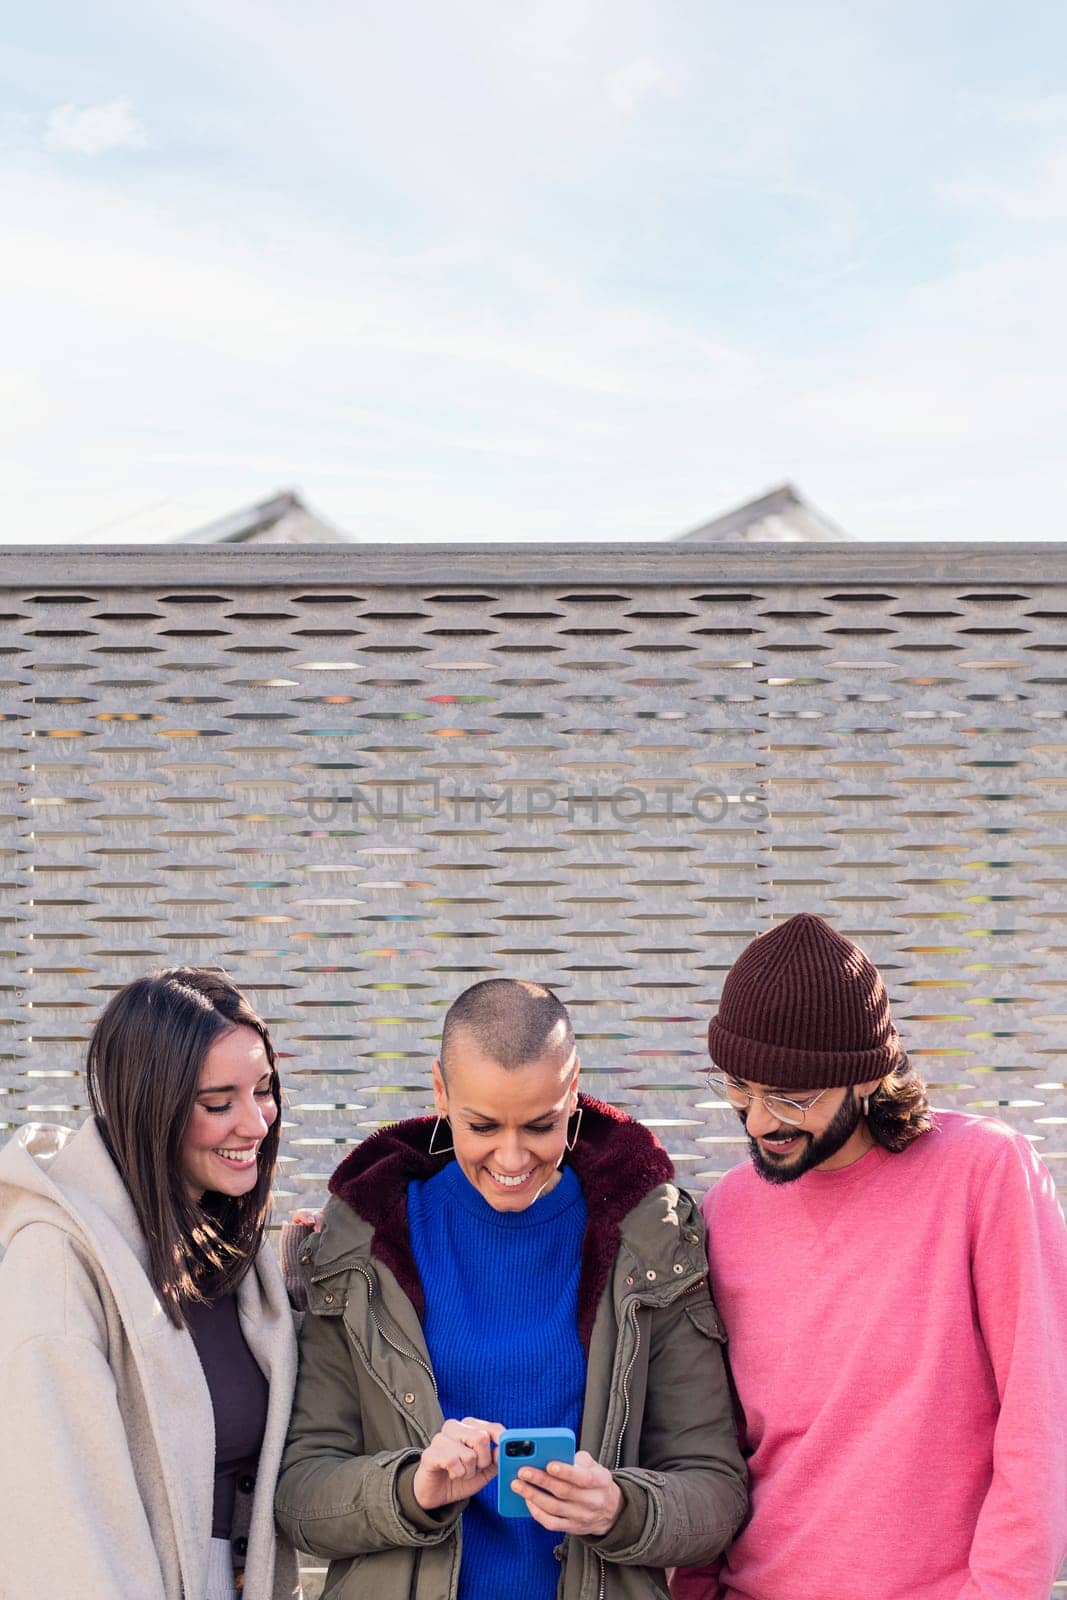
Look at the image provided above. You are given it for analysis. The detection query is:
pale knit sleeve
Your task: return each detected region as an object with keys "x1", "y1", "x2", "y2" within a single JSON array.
[
  {"x1": 278, "y1": 1216, "x2": 315, "y2": 1310},
  {"x1": 954, "y1": 1131, "x2": 1067, "y2": 1600}
]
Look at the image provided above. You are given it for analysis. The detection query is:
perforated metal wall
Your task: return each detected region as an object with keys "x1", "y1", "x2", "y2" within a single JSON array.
[{"x1": 2, "y1": 544, "x2": 1065, "y2": 1213}]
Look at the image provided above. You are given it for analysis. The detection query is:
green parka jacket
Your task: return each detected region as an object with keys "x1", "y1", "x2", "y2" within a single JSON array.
[{"x1": 275, "y1": 1095, "x2": 746, "y2": 1600}]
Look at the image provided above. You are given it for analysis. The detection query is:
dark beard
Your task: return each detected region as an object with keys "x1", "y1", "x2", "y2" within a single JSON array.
[{"x1": 745, "y1": 1088, "x2": 862, "y2": 1185}]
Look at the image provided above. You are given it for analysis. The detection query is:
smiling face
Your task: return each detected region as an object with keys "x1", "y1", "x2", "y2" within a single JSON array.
[
  {"x1": 734, "y1": 1073, "x2": 881, "y2": 1183},
  {"x1": 432, "y1": 1031, "x2": 580, "y2": 1212},
  {"x1": 179, "y1": 1024, "x2": 279, "y2": 1202}
]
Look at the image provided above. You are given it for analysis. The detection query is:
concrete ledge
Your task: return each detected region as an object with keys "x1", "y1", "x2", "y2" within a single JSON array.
[{"x1": 1, "y1": 541, "x2": 1065, "y2": 587}]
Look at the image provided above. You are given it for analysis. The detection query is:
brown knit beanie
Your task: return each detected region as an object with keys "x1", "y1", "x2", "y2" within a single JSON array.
[{"x1": 707, "y1": 913, "x2": 900, "y2": 1089}]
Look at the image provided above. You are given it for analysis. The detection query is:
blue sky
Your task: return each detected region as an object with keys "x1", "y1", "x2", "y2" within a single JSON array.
[{"x1": 3, "y1": 0, "x2": 1066, "y2": 542}]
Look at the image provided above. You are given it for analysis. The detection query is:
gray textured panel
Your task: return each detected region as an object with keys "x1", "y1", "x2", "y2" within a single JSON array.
[{"x1": 1, "y1": 559, "x2": 1065, "y2": 1212}]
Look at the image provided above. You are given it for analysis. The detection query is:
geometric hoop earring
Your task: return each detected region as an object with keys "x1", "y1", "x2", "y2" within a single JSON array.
[{"x1": 428, "y1": 1115, "x2": 454, "y2": 1155}]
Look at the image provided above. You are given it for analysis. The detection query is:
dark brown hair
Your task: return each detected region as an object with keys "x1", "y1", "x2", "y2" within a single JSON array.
[
  {"x1": 866, "y1": 1054, "x2": 932, "y2": 1152},
  {"x1": 85, "y1": 967, "x2": 281, "y2": 1327}
]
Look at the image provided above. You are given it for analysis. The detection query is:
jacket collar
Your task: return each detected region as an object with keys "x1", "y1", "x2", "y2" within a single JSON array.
[{"x1": 327, "y1": 1093, "x2": 675, "y2": 1349}]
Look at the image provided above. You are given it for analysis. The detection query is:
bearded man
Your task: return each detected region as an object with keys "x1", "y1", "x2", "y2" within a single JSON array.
[{"x1": 672, "y1": 912, "x2": 1067, "y2": 1600}]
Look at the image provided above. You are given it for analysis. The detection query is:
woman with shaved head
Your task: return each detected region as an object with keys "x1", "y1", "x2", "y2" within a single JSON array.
[{"x1": 276, "y1": 977, "x2": 746, "y2": 1600}]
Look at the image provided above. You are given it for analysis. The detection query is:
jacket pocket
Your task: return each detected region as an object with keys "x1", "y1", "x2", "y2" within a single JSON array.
[
  {"x1": 683, "y1": 1297, "x2": 727, "y2": 1342},
  {"x1": 322, "y1": 1546, "x2": 430, "y2": 1600}
]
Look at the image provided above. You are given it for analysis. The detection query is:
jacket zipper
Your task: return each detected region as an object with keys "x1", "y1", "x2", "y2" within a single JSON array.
[
  {"x1": 352, "y1": 1264, "x2": 439, "y2": 1399},
  {"x1": 597, "y1": 1297, "x2": 643, "y2": 1600},
  {"x1": 311, "y1": 1261, "x2": 439, "y2": 1399},
  {"x1": 312, "y1": 1261, "x2": 448, "y2": 1597},
  {"x1": 612, "y1": 1300, "x2": 641, "y2": 1475}
]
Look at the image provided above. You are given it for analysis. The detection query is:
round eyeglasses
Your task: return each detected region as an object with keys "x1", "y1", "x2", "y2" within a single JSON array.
[{"x1": 706, "y1": 1072, "x2": 833, "y2": 1128}]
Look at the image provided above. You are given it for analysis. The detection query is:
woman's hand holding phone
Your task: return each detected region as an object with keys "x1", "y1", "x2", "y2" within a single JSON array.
[
  {"x1": 412, "y1": 1417, "x2": 504, "y2": 1510},
  {"x1": 510, "y1": 1450, "x2": 623, "y2": 1537}
]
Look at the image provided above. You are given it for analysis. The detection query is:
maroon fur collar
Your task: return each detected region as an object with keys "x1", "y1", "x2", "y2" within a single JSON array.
[{"x1": 328, "y1": 1093, "x2": 674, "y2": 1350}]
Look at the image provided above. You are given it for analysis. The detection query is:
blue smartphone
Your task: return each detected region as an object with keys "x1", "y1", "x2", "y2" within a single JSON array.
[{"x1": 496, "y1": 1428, "x2": 576, "y2": 1517}]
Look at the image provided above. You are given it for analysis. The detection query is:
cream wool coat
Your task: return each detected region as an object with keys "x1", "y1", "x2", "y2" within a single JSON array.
[{"x1": 0, "y1": 1118, "x2": 302, "y2": 1600}]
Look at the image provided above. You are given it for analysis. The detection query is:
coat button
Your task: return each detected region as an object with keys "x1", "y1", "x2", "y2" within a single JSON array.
[
  {"x1": 301, "y1": 1252, "x2": 312, "y2": 1266},
  {"x1": 233, "y1": 1536, "x2": 248, "y2": 1557},
  {"x1": 625, "y1": 1275, "x2": 634, "y2": 1286},
  {"x1": 685, "y1": 1231, "x2": 699, "y2": 1244},
  {"x1": 323, "y1": 1292, "x2": 335, "y2": 1304},
  {"x1": 673, "y1": 1263, "x2": 684, "y2": 1274},
  {"x1": 646, "y1": 1270, "x2": 657, "y2": 1281},
  {"x1": 238, "y1": 1473, "x2": 256, "y2": 1494},
  {"x1": 403, "y1": 1392, "x2": 416, "y2": 1404}
]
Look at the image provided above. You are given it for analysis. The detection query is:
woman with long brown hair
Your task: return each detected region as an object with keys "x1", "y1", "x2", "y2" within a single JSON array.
[{"x1": 0, "y1": 967, "x2": 301, "y2": 1600}]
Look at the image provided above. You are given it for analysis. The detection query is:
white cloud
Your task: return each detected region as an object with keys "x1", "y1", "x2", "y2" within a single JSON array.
[
  {"x1": 994, "y1": 92, "x2": 1067, "y2": 130},
  {"x1": 1017, "y1": 93, "x2": 1067, "y2": 129},
  {"x1": 4, "y1": 140, "x2": 1067, "y2": 545},
  {"x1": 943, "y1": 147, "x2": 1067, "y2": 223},
  {"x1": 604, "y1": 57, "x2": 683, "y2": 115},
  {"x1": 5, "y1": 3, "x2": 1067, "y2": 545},
  {"x1": 44, "y1": 97, "x2": 147, "y2": 156}
]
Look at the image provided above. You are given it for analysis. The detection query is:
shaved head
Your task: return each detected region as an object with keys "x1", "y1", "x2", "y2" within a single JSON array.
[{"x1": 440, "y1": 979, "x2": 574, "y2": 1077}]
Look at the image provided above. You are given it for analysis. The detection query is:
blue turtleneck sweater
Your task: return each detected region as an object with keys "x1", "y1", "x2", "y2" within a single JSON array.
[{"x1": 407, "y1": 1159, "x2": 587, "y2": 1600}]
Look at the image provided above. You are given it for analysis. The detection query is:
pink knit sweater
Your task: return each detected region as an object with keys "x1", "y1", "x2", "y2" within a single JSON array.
[{"x1": 672, "y1": 1111, "x2": 1067, "y2": 1600}]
